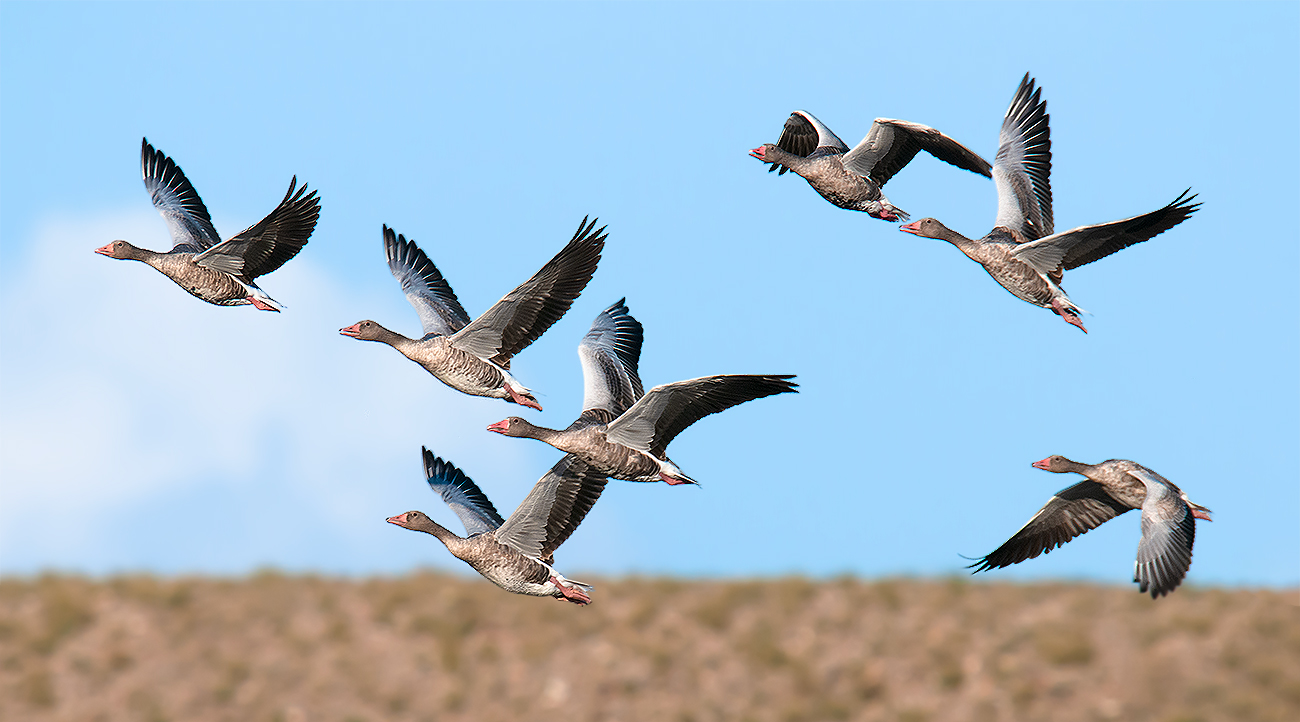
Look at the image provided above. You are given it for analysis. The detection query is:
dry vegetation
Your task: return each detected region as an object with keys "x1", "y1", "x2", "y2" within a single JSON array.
[{"x1": 1, "y1": 573, "x2": 1297, "y2": 722}]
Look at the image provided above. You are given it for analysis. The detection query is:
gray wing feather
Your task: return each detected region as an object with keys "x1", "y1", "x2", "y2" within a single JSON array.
[
  {"x1": 140, "y1": 138, "x2": 222, "y2": 253},
  {"x1": 422, "y1": 447, "x2": 506, "y2": 537},
  {"x1": 968, "y1": 480, "x2": 1133, "y2": 572},
  {"x1": 451, "y1": 217, "x2": 606, "y2": 366},
  {"x1": 604, "y1": 375, "x2": 798, "y2": 457},
  {"x1": 992, "y1": 74, "x2": 1053, "y2": 240},
  {"x1": 1129, "y1": 468, "x2": 1196, "y2": 598},
  {"x1": 193, "y1": 177, "x2": 319, "y2": 278},
  {"x1": 579, "y1": 298, "x2": 645, "y2": 419},
  {"x1": 842, "y1": 118, "x2": 992, "y2": 186},
  {"x1": 494, "y1": 455, "x2": 608, "y2": 559},
  {"x1": 384, "y1": 226, "x2": 471, "y2": 337}
]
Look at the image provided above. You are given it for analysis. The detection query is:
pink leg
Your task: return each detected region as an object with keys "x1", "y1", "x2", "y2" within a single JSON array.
[
  {"x1": 1051, "y1": 299, "x2": 1088, "y2": 334},
  {"x1": 504, "y1": 383, "x2": 542, "y2": 411},
  {"x1": 247, "y1": 296, "x2": 278, "y2": 312},
  {"x1": 659, "y1": 472, "x2": 695, "y2": 486},
  {"x1": 550, "y1": 577, "x2": 591, "y2": 605}
]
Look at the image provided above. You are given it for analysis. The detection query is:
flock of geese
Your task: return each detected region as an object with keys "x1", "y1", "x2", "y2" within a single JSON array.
[{"x1": 97, "y1": 73, "x2": 1209, "y2": 603}]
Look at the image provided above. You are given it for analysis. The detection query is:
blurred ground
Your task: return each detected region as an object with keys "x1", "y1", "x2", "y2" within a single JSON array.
[{"x1": 1, "y1": 573, "x2": 1296, "y2": 722}]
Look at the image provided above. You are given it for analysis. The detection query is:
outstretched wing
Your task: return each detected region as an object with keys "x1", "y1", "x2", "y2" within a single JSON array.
[
  {"x1": 384, "y1": 226, "x2": 471, "y2": 337},
  {"x1": 494, "y1": 454, "x2": 608, "y2": 559},
  {"x1": 422, "y1": 447, "x2": 505, "y2": 536},
  {"x1": 141, "y1": 138, "x2": 222, "y2": 253},
  {"x1": 578, "y1": 298, "x2": 645, "y2": 420},
  {"x1": 768, "y1": 110, "x2": 850, "y2": 175},
  {"x1": 992, "y1": 74, "x2": 1053, "y2": 241},
  {"x1": 1013, "y1": 190, "x2": 1201, "y2": 280},
  {"x1": 842, "y1": 118, "x2": 992, "y2": 187},
  {"x1": 967, "y1": 480, "x2": 1133, "y2": 572},
  {"x1": 195, "y1": 177, "x2": 320, "y2": 278},
  {"x1": 1128, "y1": 468, "x2": 1197, "y2": 598},
  {"x1": 451, "y1": 216, "x2": 606, "y2": 367},
  {"x1": 604, "y1": 375, "x2": 798, "y2": 457}
]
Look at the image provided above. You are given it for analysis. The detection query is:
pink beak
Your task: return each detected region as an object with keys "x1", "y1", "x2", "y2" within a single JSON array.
[
  {"x1": 749, "y1": 146, "x2": 765, "y2": 159},
  {"x1": 94, "y1": 243, "x2": 115, "y2": 256},
  {"x1": 339, "y1": 324, "x2": 362, "y2": 337},
  {"x1": 1031, "y1": 457, "x2": 1052, "y2": 470},
  {"x1": 386, "y1": 513, "x2": 409, "y2": 526},
  {"x1": 486, "y1": 420, "x2": 509, "y2": 434},
  {"x1": 898, "y1": 221, "x2": 922, "y2": 235}
]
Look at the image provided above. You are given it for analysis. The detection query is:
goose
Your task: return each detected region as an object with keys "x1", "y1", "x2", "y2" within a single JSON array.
[
  {"x1": 968, "y1": 455, "x2": 1212, "y2": 598},
  {"x1": 750, "y1": 111, "x2": 991, "y2": 221},
  {"x1": 95, "y1": 138, "x2": 319, "y2": 312},
  {"x1": 340, "y1": 218, "x2": 606, "y2": 409},
  {"x1": 487, "y1": 299, "x2": 798, "y2": 485},
  {"x1": 898, "y1": 74, "x2": 1200, "y2": 332},
  {"x1": 387, "y1": 447, "x2": 607, "y2": 605}
]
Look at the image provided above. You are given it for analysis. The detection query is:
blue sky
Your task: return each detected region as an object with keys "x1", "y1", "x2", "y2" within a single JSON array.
[{"x1": 1, "y1": 2, "x2": 1296, "y2": 590}]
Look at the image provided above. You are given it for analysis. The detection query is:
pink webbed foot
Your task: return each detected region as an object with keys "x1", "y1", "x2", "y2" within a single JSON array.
[
  {"x1": 659, "y1": 472, "x2": 696, "y2": 486},
  {"x1": 248, "y1": 296, "x2": 279, "y2": 312},
  {"x1": 551, "y1": 577, "x2": 591, "y2": 605},
  {"x1": 504, "y1": 383, "x2": 542, "y2": 411},
  {"x1": 1051, "y1": 299, "x2": 1088, "y2": 334}
]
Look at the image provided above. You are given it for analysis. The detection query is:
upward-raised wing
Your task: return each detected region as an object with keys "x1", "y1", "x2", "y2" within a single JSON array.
[
  {"x1": 992, "y1": 74, "x2": 1053, "y2": 241},
  {"x1": 451, "y1": 217, "x2": 606, "y2": 367},
  {"x1": 842, "y1": 118, "x2": 992, "y2": 187},
  {"x1": 141, "y1": 138, "x2": 222, "y2": 253},
  {"x1": 578, "y1": 298, "x2": 645, "y2": 420},
  {"x1": 422, "y1": 447, "x2": 506, "y2": 537},
  {"x1": 1013, "y1": 190, "x2": 1200, "y2": 277},
  {"x1": 769, "y1": 110, "x2": 851, "y2": 175},
  {"x1": 494, "y1": 454, "x2": 608, "y2": 560},
  {"x1": 1128, "y1": 468, "x2": 1196, "y2": 598},
  {"x1": 967, "y1": 480, "x2": 1134, "y2": 572},
  {"x1": 195, "y1": 177, "x2": 320, "y2": 279},
  {"x1": 384, "y1": 226, "x2": 471, "y2": 338},
  {"x1": 604, "y1": 375, "x2": 798, "y2": 457}
]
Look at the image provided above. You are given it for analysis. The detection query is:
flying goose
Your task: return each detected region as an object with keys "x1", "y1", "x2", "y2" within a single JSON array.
[
  {"x1": 968, "y1": 455, "x2": 1212, "y2": 598},
  {"x1": 899, "y1": 74, "x2": 1200, "y2": 332},
  {"x1": 95, "y1": 138, "x2": 319, "y2": 311},
  {"x1": 487, "y1": 299, "x2": 798, "y2": 485},
  {"x1": 388, "y1": 447, "x2": 607, "y2": 604},
  {"x1": 750, "y1": 111, "x2": 991, "y2": 221},
  {"x1": 341, "y1": 218, "x2": 606, "y2": 409}
]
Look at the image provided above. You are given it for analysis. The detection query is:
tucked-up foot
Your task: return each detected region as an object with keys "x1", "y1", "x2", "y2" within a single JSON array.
[
  {"x1": 659, "y1": 472, "x2": 697, "y2": 486},
  {"x1": 1051, "y1": 299, "x2": 1088, "y2": 334},
  {"x1": 551, "y1": 577, "x2": 591, "y2": 605},
  {"x1": 504, "y1": 383, "x2": 542, "y2": 411},
  {"x1": 248, "y1": 296, "x2": 280, "y2": 312}
]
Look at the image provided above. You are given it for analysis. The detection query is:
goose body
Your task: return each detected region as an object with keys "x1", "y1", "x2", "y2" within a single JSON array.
[
  {"x1": 488, "y1": 300, "x2": 798, "y2": 485},
  {"x1": 899, "y1": 74, "x2": 1199, "y2": 332},
  {"x1": 341, "y1": 218, "x2": 606, "y2": 408},
  {"x1": 751, "y1": 111, "x2": 991, "y2": 221},
  {"x1": 96, "y1": 138, "x2": 319, "y2": 311},
  {"x1": 969, "y1": 455, "x2": 1211, "y2": 598},
  {"x1": 388, "y1": 448, "x2": 608, "y2": 604}
]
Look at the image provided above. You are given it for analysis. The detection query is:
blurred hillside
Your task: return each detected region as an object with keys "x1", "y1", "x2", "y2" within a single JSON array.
[{"x1": 1, "y1": 573, "x2": 1296, "y2": 722}]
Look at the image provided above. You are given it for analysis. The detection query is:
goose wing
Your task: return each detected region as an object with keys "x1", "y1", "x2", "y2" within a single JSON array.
[
  {"x1": 992, "y1": 74, "x2": 1053, "y2": 241},
  {"x1": 421, "y1": 447, "x2": 506, "y2": 536},
  {"x1": 578, "y1": 298, "x2": 645, "y2": 420},
  {"x1": 140, "y1": 138, "x2": 222, "y2": 253},
  {"x1": 383, "y1": 226, "x2": 471, "y2": 337},
  {"x1": 450, "y1": 217, "x2": 606, "y2": 367},
  {"x1": 842, "y1": 118, "x2": 992, "y2": 186},
  {"x1": 495, "y1": 454, "x2": 608, "y2": 560},
  {"x1": 1128, "y1": 468, "x2": 1197, "y2": 598},
  {"x1": 1012, "y1": 190, "x2": 1200, "y2": 277},
  {"x1": 193, "y1": 177, "x2": 319, "y2": 278},
  {"x1": 967, "y1": 480, "x2": 1133, "y2": 572},
  {"x1": 769, "y1": 110, "x2": 850, "y2": 175},
  {"x1": 604, "y1": 375, "x2": 798, "y2": 457}
]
